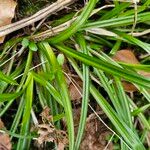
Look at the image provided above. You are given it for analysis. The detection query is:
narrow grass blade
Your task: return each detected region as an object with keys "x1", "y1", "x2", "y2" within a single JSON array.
[
  {"x1": 114, "y1": 77, "x2": 133, "y2": 128},
  {"x1": 127, "y1": 96, "x2": 150, "y2": 130},
  {"x1": 48, "y1": 0, "x2": 97, "y2": 44},
  {"x1": 132, "y1": 104, "x2": 150, "y2": 116},
  {"x1": 36, "y1": 84, "x2": 47, "y2": 108},
  {"x1": 0, "y1": 92, "x2": 22, "y2": 102},
  {"x1": 32, "y1": 72, "x2": 63, "y2": 106},
  {"x1": 0, "y1": 71, "x2": 18, "y2": 85},
  {"x1": 74, "y1": 35, "x2": 90, "y2": 150},
  {"x1": 83, "y1": 12, "x2": 150, "y2": 29},
  {"x1": 55, "y1": 44, "x2": 150, "y2": 88},
  {"x1": 10, "y1": 95, "x2": 25, "y2": 138},
  {"x1": 38, "y1": 42, "x2": 74, "y2": 150},
  {"x1": 17, "y1": 73, "x2": 33, "y2": 150},
  {"x1": 100, "y1": 2, "x2": 130, "y2": 20},
  {"x1": 113, "y1": 31, "x2": 150, "y2": 54},
  {"x1": 94, "y1": 69, "x2": 123, "y2": 118},
  {"x1": 118, "y1": 62, "x2": 150, "y2": 72}
]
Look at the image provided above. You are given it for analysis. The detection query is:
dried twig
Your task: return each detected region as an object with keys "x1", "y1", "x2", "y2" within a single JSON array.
[
  {"x1": 31, "y1": 5, "x2": 115, "y2": 41},
  {"x1": 0, "y1": 0, "x2": 76, "y2": 37}
]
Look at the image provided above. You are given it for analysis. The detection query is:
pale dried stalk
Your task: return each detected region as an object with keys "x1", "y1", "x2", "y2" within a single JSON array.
[
  {"x1": 31, "y1": 17, "x2": 76, "y2": 41},
  {"x1": 32, "y1": 20, "x2": 150, "y2": 41},
  {"x1": 31, "y1": 5, "x2": 115, "y2": 41},
  {"x1": 0, "y1": 0, "x2": 76, "y2": 37}
]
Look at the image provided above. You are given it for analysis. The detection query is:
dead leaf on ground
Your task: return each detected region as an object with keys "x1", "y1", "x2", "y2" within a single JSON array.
[
  {"x1": 73, "y1": 107, "x2": 81, "y2": 135},
  {"x1": 69, "y1": 78, "x2": 82, "y2": 101},
  {"x1": 36, "y1": 108, "x2": 68, "y2": 150},
  {"x1": 62, "y1": 58, "x2": 83, "y2": 102},
  {"x1": 40, "y1": 106, "x2": 53, "y2": 123},
  {"x1": 0, "y1": 119, "x2": 12, "y2": 150},
  {"x1": 80, "y1": 113, "x2": 113, "y2": 150},
  {"x1": 0, "y1": 0, "x2": 17, "y2": 43},
  {"x1": 112, "y1": 49, "x2": 150, "y2": 92},
  {"x1": 56, "y1": 130, "x2": 68, "y2": 150},
  {"x1": 37, "y1": 123, "x2": 68, "y2": 149},
  {"x1": 37, "y1": 124, "x2": 55, "y2": 145},
  {"x1": 112, "y1": 49, "x2": 139, "y2": 64}
]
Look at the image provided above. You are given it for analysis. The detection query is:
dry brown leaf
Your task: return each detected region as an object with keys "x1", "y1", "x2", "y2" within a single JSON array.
[
  {"x1": 80, "y1": 113, "x2": 113, "y2": 150},
  {"x1": 112, "y1": 49, "x2": 150, "y2": 92},
  {"x1": 69, "y1": 79, "x2": 82, "y2": 101},
  {"x1": 40, "y1": 107, "x2": 53, "y2": 123},
  {"x1": 121, "y1": 81, "x2": 138, "y2": 92},
  {"x1": 0, "y1": 119, "x2": 12, "y2": 150},
  {"x1": 0, "y1": 0, "x2": 17, "y2": 43},
  {"x1": 37, "y1": 123, "x2": 68, "y2": 149},
  {"x1": 36, "y1": 109, "x2": 68, "y2": 149},
  {"x1": 37, "y1": 124, "x2": 55, "y2": 145},
  {"x1": 112, "y1": 49, "x2": 139, "y2": 64},
  {"x1": 62, "y1": 57, "x2": 83, "y2": 101},
  {"x1": 73, "y1": 107, "x2": 81, "y2": 135},
  {"x1": 57, "y1": 130, "x2": 68, "y2": 150}
]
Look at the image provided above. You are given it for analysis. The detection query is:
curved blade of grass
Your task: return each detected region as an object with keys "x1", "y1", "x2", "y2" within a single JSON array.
[
  {"x1": 38, "y1": 42, "x2": 74, "y2": 150},
  {"x1": 100, "y1": 2, "x2": 130, "y2": 20},
  {"x1": 136, "y1": 86, "x2": 150, "y2": 103},
  {"x1": 83, "y1": 12, "x2": 150, "y2": 29},
  {"x1": 0, "y1": 62, "x2": 24, "y2": 93},
  {"x1": 114, "y1": 77, "x2": 133, "y2": 128},
  {"x1": 91, "y1": 50, "x2": 150, "y2": 130},
  {"x1": 94, "y1": 69, "x2": 123, "y2": 118},
  {"x1": 0, "y1": 37, "x2": 23, "y2": 59},
  {"x1": 128, "y1": 96, "x2": 150, "y2": 130},
  {"x1": 46, "y1": 82, "x2": 63, "y2": 106},
  {"x1": 11, "y1": 61, "x2": 26, "y2": 78},
  {"x1": 110, "y1": 39, "x2": 122, "y2": 55},
  {"x1": 113, "y1": 30, "x2": 150, "y2": 54},
  {"x1": 17, "y1": 73, "x2": 33, "y2": 150},
  {"x1": 0, "y1": 50, "x2": 33, "y2": 117},
  {"x1": 74, "y1": 35, "x2": 90, "y2": 150},
  {"x1": 48, "y1": 0, "x2": 97, "y2": 44},
  {"x1": 118, "y1": 62, "x2": 150, "y2": 72},
  {"x1": 10, "y1": 95, "x2": 25, "y2": 139},
  {"x1": 132, "y1": 104, "x2": 150, "y2": 116},
  {"x1": 36, "y1": 84, "x2": 47, "y2": 108},
  {"x1": 32, "y1": 71, "x2": 63, "y2": 106},
  {"x1": 95, "y1": 50, "x2": 150, "y2": 126},
  {"x1": 84, "y1": 34, "x2": 113, "y2": 48},
  {"x1": 0, "y1": 129, "x2": 36, "y2": 139},
  {"x1": 0, "y1": 71, "x2": 18, "y2": 85},
  {"x1": 0, "y1": 92, "x2": 22, "y2": 102},
  {"x1": 86, "y1": 28, "x2": 150, "y2": 54},
  {"x1": 55, "y1": 44, "x2": 150, "y2": 88},
  {"x1": 119, "y1": 0, "x2": 150, "y2": 17}
]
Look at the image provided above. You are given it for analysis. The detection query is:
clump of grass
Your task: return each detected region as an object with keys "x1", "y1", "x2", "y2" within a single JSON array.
[{"x1": 0, "y1": 0, "x2": 150, "y2": 149}]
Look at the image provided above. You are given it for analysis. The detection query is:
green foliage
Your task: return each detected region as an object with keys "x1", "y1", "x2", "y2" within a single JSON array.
[{"x1": 0, "y1": 0, "x2": 150, "y2": 149}]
